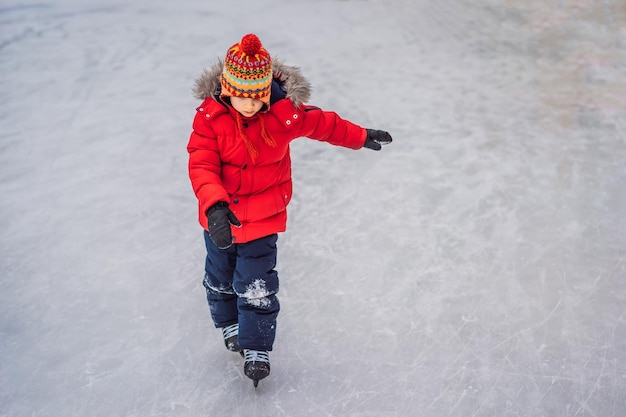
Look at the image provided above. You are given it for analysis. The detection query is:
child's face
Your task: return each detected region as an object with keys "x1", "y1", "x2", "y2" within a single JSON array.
[{"x1": 230, "y1": 96, "x2": 264, "y2": 117}]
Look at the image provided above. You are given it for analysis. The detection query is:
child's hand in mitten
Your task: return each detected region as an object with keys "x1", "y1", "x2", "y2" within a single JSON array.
[
  {"x1": 206, "y1": 202, "x2": 241, "y2": 249},
  {"x1": 363, "y1": 129, "x2": 393, "y2": 151}
]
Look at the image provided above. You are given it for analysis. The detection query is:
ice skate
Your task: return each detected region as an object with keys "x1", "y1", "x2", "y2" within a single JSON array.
[
  {"x1": 221, "y1": 323, "x2": 242, "y2": 356},
  {"x1": 243, "y1": 349, "x2": 270, "y2": 387}
]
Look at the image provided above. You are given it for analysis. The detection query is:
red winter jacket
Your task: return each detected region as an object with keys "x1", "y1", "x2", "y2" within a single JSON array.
[{"x1": 187, "y1": 60, "x2": 366, "y2": 243}]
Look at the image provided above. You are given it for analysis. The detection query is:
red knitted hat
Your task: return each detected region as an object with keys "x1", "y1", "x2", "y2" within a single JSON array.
[{"x1": 221, "y1": 34, "x2": 272, "y2": 106}]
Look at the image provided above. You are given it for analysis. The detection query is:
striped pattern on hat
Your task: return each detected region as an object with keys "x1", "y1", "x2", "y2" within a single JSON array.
[{"x1": 221, "y1": 34, "x2": 272, "y2": 106}]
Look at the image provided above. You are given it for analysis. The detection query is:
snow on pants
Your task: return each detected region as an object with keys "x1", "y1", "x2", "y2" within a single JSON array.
[{"x1": 203, "y1": 231, "x2": 280, "y2": 351}]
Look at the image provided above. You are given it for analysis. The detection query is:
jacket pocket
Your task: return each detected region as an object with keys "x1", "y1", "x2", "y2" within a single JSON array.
[
  {"x1": 237, "y1": 180, "x2": 292, "y2": 223},
  {"x1": 277, "y1": 180, "x2": 292, "y2": 209},
  {"x1": 221, "y1": 164, "x2": 241, "y2": 195}
]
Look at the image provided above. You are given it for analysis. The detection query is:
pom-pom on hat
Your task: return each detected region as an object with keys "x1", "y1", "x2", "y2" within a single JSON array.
[{"x1": 221, "y1": 34, "x2": 272, "y2": 106}]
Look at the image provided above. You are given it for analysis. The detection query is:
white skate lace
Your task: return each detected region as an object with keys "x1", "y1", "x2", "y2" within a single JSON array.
[
  {"x1": 222, "y1": 323, "x2": 239, "y2": 339},
  {"x1": 244, "y1": 349, "x2": 269, "y2": 363}
]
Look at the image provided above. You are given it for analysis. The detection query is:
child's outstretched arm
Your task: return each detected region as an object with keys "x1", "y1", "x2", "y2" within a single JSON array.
[{"x1": 297, "y1": 106, "x2": 392, "y2": 150}]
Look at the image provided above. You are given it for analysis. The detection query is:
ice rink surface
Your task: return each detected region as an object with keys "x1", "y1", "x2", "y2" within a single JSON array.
[{"x1": 1, "y1": 0, "x2": 625, "y2": 416}]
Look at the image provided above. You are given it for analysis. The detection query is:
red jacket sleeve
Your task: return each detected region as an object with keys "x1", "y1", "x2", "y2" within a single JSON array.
[
  {"x1": 297, "y1": 106, "x2": 367, "y2": 149},
  {"x1": 187, "y1": 109, "x2": 229, "y2": 216}
]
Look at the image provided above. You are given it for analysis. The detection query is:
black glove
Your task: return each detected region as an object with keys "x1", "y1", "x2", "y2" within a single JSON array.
[
  {"x1": 206, "y1": 201, "x2": 241, "y2": 249},
  {"x1": 363, "y1": 129, "x2": 393, "y2": 151}
]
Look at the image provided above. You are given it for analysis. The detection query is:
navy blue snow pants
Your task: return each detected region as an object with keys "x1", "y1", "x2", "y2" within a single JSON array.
[{"x1": 203, "y1": 231, "x2": 280, "y2": 351}]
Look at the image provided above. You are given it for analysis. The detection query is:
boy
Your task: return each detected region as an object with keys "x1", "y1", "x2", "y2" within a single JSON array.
[{"x1": 187, "y1": 34, "x2": 391, "y2": 386}]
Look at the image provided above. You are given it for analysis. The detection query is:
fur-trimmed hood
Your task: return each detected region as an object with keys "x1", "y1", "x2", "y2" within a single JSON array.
[{"x1": 193, "y1": 59, "x2": 311, "y2": 107}]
